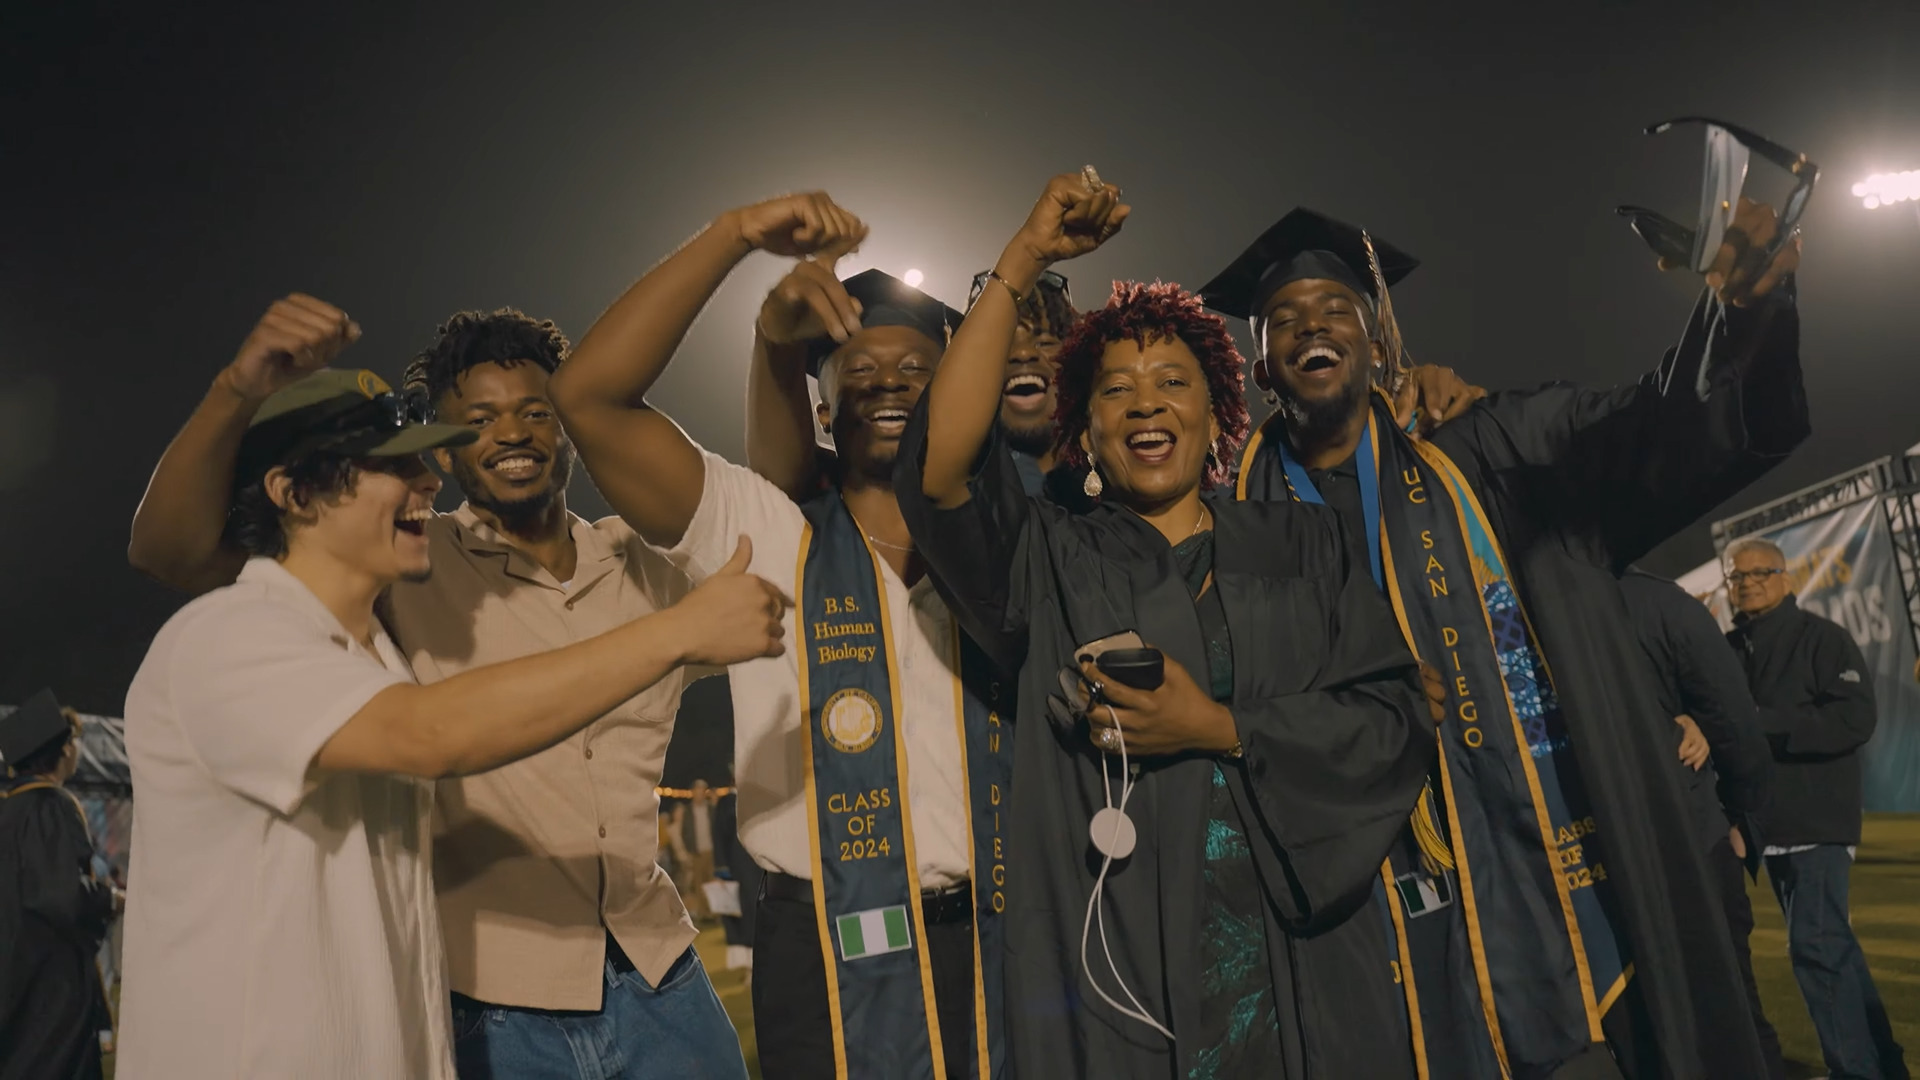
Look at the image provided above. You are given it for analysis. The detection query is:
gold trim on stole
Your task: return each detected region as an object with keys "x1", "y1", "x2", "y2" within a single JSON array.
[
  {"x1": 794, "y1": 522, "x2": 853, "y2": 1079},
  {"x1": 1416, "y1": 442, "x2": 1605, "y2": 1043},
  {"x1": 854, "y1": 518, "x2": 950, "y2": 1079},
  {"x1": 1381, "y1": 522, "x2": 1514, "y2": 1079},
  {"x1": 947, "y1": 627, "x2": 994, "y2": 1080}
]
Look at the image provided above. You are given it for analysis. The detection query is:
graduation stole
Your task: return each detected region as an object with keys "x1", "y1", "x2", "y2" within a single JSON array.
[
  {"x1": 1237, "y1": 394, "x2": 1628, "y2": 1077},
  {"x1": 0, "y1": 777, "x2": 91, "y2": 837},
  {"x1": 794, "y1": 489, "x2": 1009, "y2": 1080}
]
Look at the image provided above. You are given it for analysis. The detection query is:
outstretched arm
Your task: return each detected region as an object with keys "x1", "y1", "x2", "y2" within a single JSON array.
[
  {"x1": 177, "y1": 538, "x2": 789, "y2": 815},
  {"x1": 127, "y1": 295, "x2": 361, "y2": 593},
  {"x1": 1452, "y1": 197, "x2": 1807, "y2": 567},
  {"x1": 551, "y1": 194, "x2": 866, "y2": 548},
  {"x1": 921, "y1": 172, "x2": 1128, "y2": 508}
]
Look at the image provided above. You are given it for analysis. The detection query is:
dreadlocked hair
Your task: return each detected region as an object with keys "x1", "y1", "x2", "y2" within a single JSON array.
[
  {"x1": 1052, "y1": 281, "x2": 1250, "y2": 490},
  {"x1": 400, "y1": 308, "x2": 570, "y2": 415},
  {"x1": 1024, "y1": 284, "x2": 1078, "y2": 340}
]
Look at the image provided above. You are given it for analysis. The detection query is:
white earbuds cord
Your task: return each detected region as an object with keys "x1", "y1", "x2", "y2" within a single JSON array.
[{"x1": 1079, "y1": 704, "x2": 1176, "y2": 1042}]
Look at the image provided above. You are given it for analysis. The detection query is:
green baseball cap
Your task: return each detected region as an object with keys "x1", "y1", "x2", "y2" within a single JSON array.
[{"x1": 236, "y1": 368, "x2": 476, "y2": 482}]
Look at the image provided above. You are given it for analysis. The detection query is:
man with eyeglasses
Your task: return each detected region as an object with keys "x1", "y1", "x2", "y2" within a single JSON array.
[
  {"x1": 128, "y1": 298, "x2": 759, "y2": 1079},
  {"x1": 1726, "y1": 538, "x2": 1907, "y2": 1080}
]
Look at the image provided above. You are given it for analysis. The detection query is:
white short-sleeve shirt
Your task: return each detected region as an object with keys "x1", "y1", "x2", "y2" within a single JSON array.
[
  {"x1": 652, "y1": 449, "x2": 972, "y2": 889},
  {"x1": 118, "y1": 558, "x2": 453, "y2": 1080}
]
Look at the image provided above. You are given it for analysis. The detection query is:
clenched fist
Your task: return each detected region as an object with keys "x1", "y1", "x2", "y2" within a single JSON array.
[
  {"x1": 1007, "y1": 171, "x2": 1130, "y2": 270},
  {"x1": 728, "y1": 192, "x2": 868, "y2": 262},
  {"x1": 758, "y1": 260, "x2": 863, "y2": 346},
  {"x1": 221, "y1": 294, "x2": 361, "y2": 403}
]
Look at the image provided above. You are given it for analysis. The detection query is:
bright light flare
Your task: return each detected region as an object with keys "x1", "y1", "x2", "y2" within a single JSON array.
[
  {"x1": 1853, "y1": 170, "x2": 1920, "y2": 209},
  {"x1": 903, "y1": 268, "x2": 924, "y2": 288}
]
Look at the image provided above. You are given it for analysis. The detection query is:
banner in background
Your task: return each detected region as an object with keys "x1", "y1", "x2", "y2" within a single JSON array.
[{"x1": 1684, "y1": 498, "x2": 1920, "y2": 812}]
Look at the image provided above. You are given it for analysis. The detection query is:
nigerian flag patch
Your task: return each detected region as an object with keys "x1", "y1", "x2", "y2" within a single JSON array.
[{"x1": 836, "y1": 905, "x2": 913, "y2": 961}]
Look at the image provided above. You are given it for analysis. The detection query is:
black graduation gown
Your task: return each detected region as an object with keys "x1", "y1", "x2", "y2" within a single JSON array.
[
  {"x1": 0, "y1": 783, "x2": 115, "y2": 1080},
  {"x1": 897, "y1": 414, "x2": 1433, "y2": 1080},
  {"x1": 1348, "y1": 287, "x2": 1804, "y2": 1079}
]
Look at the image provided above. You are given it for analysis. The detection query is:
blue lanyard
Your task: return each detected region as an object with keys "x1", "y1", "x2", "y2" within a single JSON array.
[{"x1": 1275, "y1": 412, "x2": 1385, "y2": 589}]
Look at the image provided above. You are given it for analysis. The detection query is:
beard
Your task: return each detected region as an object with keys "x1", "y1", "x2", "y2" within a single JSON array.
[
  {"x1": 1275, "y1": 374, "x2": 1368, "y2": 446},
  {"x1": 449, "y1": 440, "x2": 576, "y2": 536},
  {"x1": 1003, "y1": 416, "x2": 1055, "y2": 457}
]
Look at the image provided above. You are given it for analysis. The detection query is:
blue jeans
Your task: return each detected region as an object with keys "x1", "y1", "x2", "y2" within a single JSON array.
[
  {"x1": 1767, "y1": 846, "x2": 1909, "y2": 1080},
  {"x1": 451, "y1": 945, "x2": 748, "y2": 1080}
]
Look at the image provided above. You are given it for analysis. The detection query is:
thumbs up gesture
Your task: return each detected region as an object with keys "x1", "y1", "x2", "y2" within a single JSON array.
[{"x1": 671, "y1": 536, "x2": 792, "y2": 666}]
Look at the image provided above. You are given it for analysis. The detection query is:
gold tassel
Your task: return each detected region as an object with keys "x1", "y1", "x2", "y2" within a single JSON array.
[
  {"x1": 1409, "y1": 782, "x2": 1456, "y2": 874},
  {"x1": 1361, "y1": 231, "x2": 1411, "y2": 393}
]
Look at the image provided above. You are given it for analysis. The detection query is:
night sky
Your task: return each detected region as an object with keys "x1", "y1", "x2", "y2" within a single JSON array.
[{"x1": 5, "y1": 1, "x2": 1918, "y2": 719}]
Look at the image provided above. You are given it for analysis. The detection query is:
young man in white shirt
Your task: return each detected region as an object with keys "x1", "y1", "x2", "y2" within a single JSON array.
[
  {"x1": 118, "y1": 362, "x2": 788, "y2": 1080},
  {"x1": 553, "y1": 194, "x2": 1009, "y2": 1080}
]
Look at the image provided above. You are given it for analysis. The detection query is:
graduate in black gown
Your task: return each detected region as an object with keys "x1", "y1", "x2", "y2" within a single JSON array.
[
  {"x1": 1201, "y1": 201, "x2": 1807, "y2": 1079},
  {"x1": 0, "y1": 690, "x2": 120, "y2": 1080},
  {"x1": 898, "y1": 172, "x2": 1438, "y2": 1079}
]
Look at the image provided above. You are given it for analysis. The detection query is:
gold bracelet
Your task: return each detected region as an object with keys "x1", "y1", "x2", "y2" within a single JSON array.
[
  {"x1": 1224, "y1": 741, "x2": 1244, "y2": 760},
  {"x1": 985, "y1": 270, "x2": 1031, "y2": 311}
]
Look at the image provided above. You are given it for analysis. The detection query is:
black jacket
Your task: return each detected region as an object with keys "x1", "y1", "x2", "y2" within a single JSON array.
[
  {"x1": 1727, "y1": 595, "x2": 1877, "y2": 846},
  {"x1": 1620, "y1": 569, "x2": 1773, "y2": 856}
]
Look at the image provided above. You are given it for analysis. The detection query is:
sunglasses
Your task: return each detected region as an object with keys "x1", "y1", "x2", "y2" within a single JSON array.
[
  {"x1": 966, "y1": 269, "x2": 1073, "y2": 313},
  {"x1": 1616, "y1": 116, "x2": 1818, "y2": 275},
  {"x1": 375, "y1": 386, "x2": 438, "y2": 427}
]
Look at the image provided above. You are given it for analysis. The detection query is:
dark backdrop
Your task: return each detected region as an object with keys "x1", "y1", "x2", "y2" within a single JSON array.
[{"x1": 5, "y1": 0, "x2": 1918, "y2": 713}]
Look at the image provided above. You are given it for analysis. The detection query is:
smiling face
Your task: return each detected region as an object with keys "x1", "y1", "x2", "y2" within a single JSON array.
[
  {"x1": 1078, "y1": 336, "x2": 1219, "y2": 512},
  {"x1": 815, "y1": 325, "x2": 941, "y2": 482},
  {"x1": 999, "y1": 317, "x2": 1064, "y2": 456},
  {"x1": 431, "y1": 360, "x2": 574, "y2": 531},
  {"x1": 1730, "y1": 544, "x2": 1792, "y2": 617},
  {"x1": 1253, "y1": 277, "x2": 1382, "y2": 439},
  {"x1": 274, "y1": 455, "x2": 443, "y2": 585}
]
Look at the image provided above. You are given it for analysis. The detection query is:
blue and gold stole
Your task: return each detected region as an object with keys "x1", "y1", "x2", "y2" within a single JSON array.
[
  {"x1": 1237, "y1": 394, "x2": 1629, "y2": 1079},
  {"x1": 794, "y1": 490, "x2": 1009, "y2": 1080}
]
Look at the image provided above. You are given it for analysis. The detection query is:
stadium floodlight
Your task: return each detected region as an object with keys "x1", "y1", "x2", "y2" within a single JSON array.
[
  {"x1": 903, "y1": 268, "x2": 924, "y2": 288},
  {"x1": 1853, "y1": 171, "x2": 1920, "y2": 210}
]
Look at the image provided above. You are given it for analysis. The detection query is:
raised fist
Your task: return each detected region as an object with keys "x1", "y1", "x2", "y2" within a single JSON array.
[
  {"x1": 1008, "y1": 171, "x2": 1130, "y2": 268},
  {"x1": 224, "y1": 294, "x2": 361, "y2": 403},
  {"x1": 731, "y1": 192, "x2": 868, "y2": 262},
  {"x1": 758, "y1": 260, "x2": 863, "y2": 346}
]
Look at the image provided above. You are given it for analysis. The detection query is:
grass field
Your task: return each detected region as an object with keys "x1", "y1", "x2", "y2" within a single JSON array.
[
  {"x1": 1752, "y1": 812, "x2": 1918, "y2": 1079},
  {"x1": 103, "y1": 814, "x2": 1917, "y2": 1078}
]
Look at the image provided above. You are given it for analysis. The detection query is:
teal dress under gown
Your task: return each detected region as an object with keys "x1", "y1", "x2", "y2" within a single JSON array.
[{"x1": 1173, "y1": 531, "x2": 1283, "y2": 1079}]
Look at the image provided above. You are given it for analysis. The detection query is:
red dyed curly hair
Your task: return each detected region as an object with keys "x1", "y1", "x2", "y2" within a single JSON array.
[{"x1": 1051, "y1": 281, "x2": 1250, "y2": 489}]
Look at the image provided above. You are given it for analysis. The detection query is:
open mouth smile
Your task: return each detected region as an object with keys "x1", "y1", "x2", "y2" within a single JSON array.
[
  {"x1": 1124, "y1": 428, "x2": 1175, "y2": 465},
  {"x1": 1001, "y1": 372, "x2": 1049, "y2": 413},
  {"x1": 487, "y1": 452, "x2": 545, "y2": 482}
]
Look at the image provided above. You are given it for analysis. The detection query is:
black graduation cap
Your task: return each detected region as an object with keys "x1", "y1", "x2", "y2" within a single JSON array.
[
  {"x1": 806, "y1": 269, "x2": 963, "y2": 378},
  {"x1": 1197, "y1": 208, "x2": 1419, "y2": 323},
  {"x1": 1, "y1": 689, "x2": 71, "y2": 771}
]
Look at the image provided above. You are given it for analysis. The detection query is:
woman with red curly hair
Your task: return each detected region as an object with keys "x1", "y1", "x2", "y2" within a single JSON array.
[{"x1": 896, "y1": 174, "x2": 1432, "y2": 1080}]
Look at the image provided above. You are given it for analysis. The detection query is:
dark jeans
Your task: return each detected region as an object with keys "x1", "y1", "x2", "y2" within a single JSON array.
[
  {"x1": 1711, "y1": 838, "x2": 1789, "y2": 1080},
  {"x1": 1766, "y1": 845, "x2": 1909, "y2": 1080},
  {"x1": 450, "y1": 943, "x2": 747, "y2": 1080},
  {"x1": 752, "y1": 887, "x2": 976, "y2": 1080}
]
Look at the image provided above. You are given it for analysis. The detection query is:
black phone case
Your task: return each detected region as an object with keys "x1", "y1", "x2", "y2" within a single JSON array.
[{"x1": 1095, "y1": 648, "x2": 1165, "y2": 690}]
